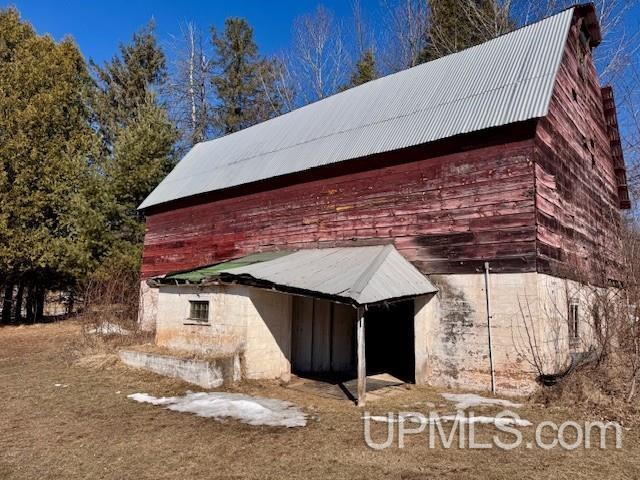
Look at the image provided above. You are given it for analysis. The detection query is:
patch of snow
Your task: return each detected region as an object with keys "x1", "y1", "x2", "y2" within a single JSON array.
[
  {"x1": 127, "y1": 392, "x2": 307, "y2": 427},
  {"x1": 363, "y1": 413, "x2": 531, "y2": 427},
  {"x1": 442, "y1": 393, "x2": 522, "y2": 410},
  {"x1": 88, "y1": 322, "x2": 130, "y2": 336}
]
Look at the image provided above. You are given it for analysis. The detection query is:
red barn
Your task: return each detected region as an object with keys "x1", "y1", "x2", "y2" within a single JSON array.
[{"x1": 138, "y1": 4, "x2": 629, "y2": 401}]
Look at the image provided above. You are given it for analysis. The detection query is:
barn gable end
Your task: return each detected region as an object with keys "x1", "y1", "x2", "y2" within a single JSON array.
[{"x1": 533, "y1": 7, "x2": 625, "y2": 286}]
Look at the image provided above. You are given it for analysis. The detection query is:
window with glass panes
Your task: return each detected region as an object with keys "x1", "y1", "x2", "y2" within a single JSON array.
[{"x1": 189, "y1": 300, "x2": 209, "y2": 321}]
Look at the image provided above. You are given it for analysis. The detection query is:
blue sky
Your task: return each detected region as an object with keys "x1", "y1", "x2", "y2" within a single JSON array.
[
  {"x1": 5, "y1": 1, "x2": 640, "y2": 202},
  {"x1": 4, "y1": 0, "x2": 363, "y2": 64},
  {"x1": 6, "y1": 1, "x2": 640, "y2": 67}
]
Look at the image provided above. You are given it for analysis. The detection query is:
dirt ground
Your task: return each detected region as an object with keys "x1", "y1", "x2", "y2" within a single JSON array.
[{"x1": 0, "y1": 321, "x2": 638, "y2": 480}]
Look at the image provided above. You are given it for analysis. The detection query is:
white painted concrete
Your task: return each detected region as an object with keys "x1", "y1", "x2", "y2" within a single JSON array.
[
  {"x1": 138, "y1": 281, "x2": 158, "y2": 332},
  {"x1": 418, "y1": 271, "x2": 606, "y2": 394},
  {"x1": 144, "y1": 270, "x2": 605, "y2": 394},
  {"x1": 243, "y1": 288, "x2": 292, "y2": 380},
  {"x1": 154, "y1": 284, "x2": 292, "y2": 381},
  {"x1": 414, "y1": 293, "x2": 438, "y2": 386}
]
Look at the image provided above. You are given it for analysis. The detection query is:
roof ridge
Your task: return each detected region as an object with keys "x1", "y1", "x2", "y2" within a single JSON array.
[
  {"x1": 140, "y1": 7, "x2": 581, "y2": 210},
  {"x1": 349, "y1": 245, "x2": 394, "y2": 300},
  {"x1": 163, "y1": 72, "x2": 558, "y2": 183},
  {"x1": 192, "y1": 6, "x2": 578, "y2": 151}
]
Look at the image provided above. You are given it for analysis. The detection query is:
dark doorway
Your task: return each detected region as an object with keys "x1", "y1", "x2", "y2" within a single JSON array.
[{"x1": 365, "y1": 300, "x2": 415, "y2": 383}]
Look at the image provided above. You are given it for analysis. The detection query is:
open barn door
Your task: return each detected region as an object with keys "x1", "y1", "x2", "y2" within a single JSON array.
[{"x1": 364, "y1": 300, "x2": 415, "y2": 383}]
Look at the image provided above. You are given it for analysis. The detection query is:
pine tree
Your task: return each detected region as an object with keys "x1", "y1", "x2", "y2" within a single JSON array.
[
  {"x1": 91, "y1": 23, "x2": 178, "y2": 278},
  {"x1": 91, "y1": 22, "x2": 166, "y2": 147},
  {"x1": 210, "y1": 18, "x2": 284, "y2": 134},
  {"x1": 348, "y1": 49, "x2": 378, "y2": 88},
  {"x1": 420, "y1": 0, "x2": 514, "y2": 62},
  {"x1": 0, "y1": 8, "x2": 101, "y2": 321},
  {"x1": 107, "y1": 101, "x2": 177, "y2": 245}
]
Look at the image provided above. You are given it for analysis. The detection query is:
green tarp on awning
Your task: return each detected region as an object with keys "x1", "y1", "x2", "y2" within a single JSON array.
[{"x1": 163, "y1": 251, "x2": 293, "y2": 283}]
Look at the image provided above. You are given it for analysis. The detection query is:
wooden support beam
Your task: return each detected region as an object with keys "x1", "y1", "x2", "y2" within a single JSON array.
[{"x1": 356, "y1": 306, "x2": 366, "y2": 407}]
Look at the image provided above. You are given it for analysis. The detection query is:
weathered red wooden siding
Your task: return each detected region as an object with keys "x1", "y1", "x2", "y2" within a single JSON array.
[
  {"x1": 534, "y1": 13, "x2": 624, "y2": 285},
  {"x1": 142, "y1": 136, "x2": 537, "y2": 279},
  {"x1": 601, "y1": 85, "x2": 631, "y2": 210}
]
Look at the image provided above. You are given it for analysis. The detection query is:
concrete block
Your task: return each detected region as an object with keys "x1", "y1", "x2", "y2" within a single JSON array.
[{"x1": 119, "y1": 349, "x2": 240, "y2": 389}]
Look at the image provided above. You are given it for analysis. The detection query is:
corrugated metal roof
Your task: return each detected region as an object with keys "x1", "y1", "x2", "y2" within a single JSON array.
[
  {"x1": 140, "y1": 8, "x2": 575, "y2": 210},
  {"x1": 218, "y1": 245, "x2": 437, "y2": 305}
]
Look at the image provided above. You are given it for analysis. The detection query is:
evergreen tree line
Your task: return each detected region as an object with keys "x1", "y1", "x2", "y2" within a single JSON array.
[
  {"x1": 0, "y1": 1, "x2": 631, "y2": 323},
  {"x1": 0, "y1": 9, "x2": 178, "y2": 323}
]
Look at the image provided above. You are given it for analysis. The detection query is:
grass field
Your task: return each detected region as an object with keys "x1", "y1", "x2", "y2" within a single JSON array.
[{"x1": 0, "y1": 321, "x2": 638, "y2": 479}]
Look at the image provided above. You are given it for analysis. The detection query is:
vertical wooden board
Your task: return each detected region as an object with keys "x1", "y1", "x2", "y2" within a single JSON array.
[
  {"x1": 331, "y1": 303, "x2": 356, "y2": 373},
  {"x1": 533, "y1": 14, "x2": 625, "y2": 284},
  {"x1": 291, "y1": 296, "x2": 313, "y2": 372},
  {"x1": 311, "y1": 299, "x2": 332, "y2": 372}
]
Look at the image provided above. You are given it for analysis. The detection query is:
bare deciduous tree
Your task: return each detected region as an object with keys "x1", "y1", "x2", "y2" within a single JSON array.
[
  {"x1": 426, "y1": 0, "x2": 515, "y2": 60},
  {"x1": 380, "y1": 0, "x2": 430, "y2": 72},
  {"x1": 289, "y1": 5, "x2": 349, "y2": 103},
  {"x1": 515, "y1": 0, "x2": 639, "y2": 81},
  {"x1": 258, "y1": 54, "x2": 296, "y2": 114},
  {"x1": 618, "y1": 62, "x2": 640, "y2": 201},
  {"x1": 166, "y1": 22, "x2": 212, "y2": 147},
  {"x1": 352, "y1": 0, "x2": 377, "y2": 57}
]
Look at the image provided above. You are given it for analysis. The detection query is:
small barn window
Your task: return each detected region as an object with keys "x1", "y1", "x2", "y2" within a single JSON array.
[
  {"x1": 189, "y1": 300, "x2": 210, "y2": 322},
  {"x1": 569, "y1": 302, "x2": 579, "y2": 346}
]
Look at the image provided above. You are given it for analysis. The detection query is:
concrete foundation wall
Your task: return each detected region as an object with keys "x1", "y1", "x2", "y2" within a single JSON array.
[
  {"x1": 243, "y1": 288, "x2": 292, "y2": 380},
  {"x1": 154, "y1": 284, "x2": 292, "y2": 380},
  {"x1": 417, "y1": 271, "x2": 602, "y2": 394},
  {"x1": 146, "y1": 270, "x2": 602, "y2": 394},
  {"x1": 138, "y1": 281, "x2": 158, "y2": 331},
  {"x1": 423, "y1": 272, "x2": 539, "y2": 393},
  {"x1": 414, "y1": 293, "x2": 438, "y2": 386}
]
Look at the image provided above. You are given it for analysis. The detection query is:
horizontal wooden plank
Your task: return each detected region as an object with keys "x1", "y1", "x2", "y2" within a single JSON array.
[
  {"x1": 142, "y1": 138, "x2": 537, "y2": 277},
  {"x1": 532, "y1": 17, "x2": 624, "y2": 286}
]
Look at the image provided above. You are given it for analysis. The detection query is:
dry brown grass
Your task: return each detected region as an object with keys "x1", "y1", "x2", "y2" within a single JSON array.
[
  {"x1": 532, "y1": 358, "x2": 640, "y2": 425},
  {"x1": 0, "y1": 321, "x2": 639, "y2": 480},
  {"x1": 120, "y1": 342, "x2": 239, "y2": 362}
]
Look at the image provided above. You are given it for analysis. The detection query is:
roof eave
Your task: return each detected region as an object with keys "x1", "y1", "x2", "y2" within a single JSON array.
[{"x1": 576, "y1": 2, "x2": 603, "y2": 47}]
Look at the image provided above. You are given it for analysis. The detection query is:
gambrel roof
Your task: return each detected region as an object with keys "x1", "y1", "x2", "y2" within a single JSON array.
[{"x1": 140, "y1": 5, "x2": 598, "y2": 210}]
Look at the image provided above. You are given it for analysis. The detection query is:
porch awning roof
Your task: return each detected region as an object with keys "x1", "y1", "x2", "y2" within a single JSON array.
[
  {"x1": 159, "y1": 245, "x2": 437, "y2": 306},
  {"x1": 161, "y1": 251, "x2": 291, "y2": 283}
]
